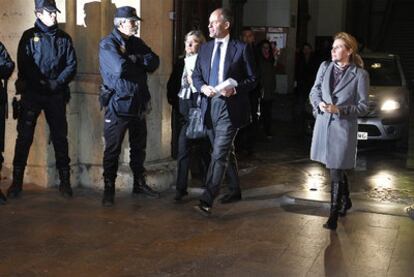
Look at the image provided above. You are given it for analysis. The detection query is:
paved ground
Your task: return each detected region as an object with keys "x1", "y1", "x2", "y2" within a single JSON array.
[{"x1": 1, "y1": 121, "x2": 413, "y2": 276}]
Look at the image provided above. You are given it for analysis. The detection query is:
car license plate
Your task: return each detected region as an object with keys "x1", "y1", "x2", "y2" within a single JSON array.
[{"x1": 357, "y1": 132, "x2": 368, "y2": 140}]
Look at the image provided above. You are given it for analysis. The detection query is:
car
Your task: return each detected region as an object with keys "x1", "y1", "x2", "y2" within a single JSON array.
[{"x1": 305, "y1": 53, "x2": 409, "y2": 142}]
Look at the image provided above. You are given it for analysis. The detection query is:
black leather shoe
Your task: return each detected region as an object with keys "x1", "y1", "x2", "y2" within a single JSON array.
[
  {"x1": 174, "y1": 190, "x2": 188, "y2": 201},
  {"x1": 323, "y1": 220, "x2": 337, "y2": 230},
  {"x1": 220, "y1": 193, "x2": 241, "y2": 204},
  {"x1": 7, "y1": 183, "x2": 23, "y2": 198},
  {"x1": 133, "y1": 184, "x2": 160, "y2": 198},
  {"x1": 0, "y1": 189, "x2": 6, "y2": 204},
  {"x1": 102, "y1": 191, "x2": 114, "y2": 207},
  {"x1": 58, "y1": 168, "x2": 73, "y2": 198},
  {"x1": 193, "y1": 202, "x2": 211, "y2": 217},
  {"x1": 59, "y1": 184, "x2": 73, "y2": 198},
  {"x1": 102, "y1": 178, "x2": 115, "y2": 207}
]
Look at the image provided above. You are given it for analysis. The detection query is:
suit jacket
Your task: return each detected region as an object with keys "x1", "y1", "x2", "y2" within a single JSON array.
[
  {"x1": 192, "y1": 38, "x2": 257, "y2": 128},
  {"x1": 309, "y1": 61, "x2": 369, "y2": 169}
]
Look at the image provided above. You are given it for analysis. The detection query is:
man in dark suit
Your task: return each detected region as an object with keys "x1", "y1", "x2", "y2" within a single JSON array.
[{"x1": 192, "y1": 8, "x2": 256, "y2": 215}]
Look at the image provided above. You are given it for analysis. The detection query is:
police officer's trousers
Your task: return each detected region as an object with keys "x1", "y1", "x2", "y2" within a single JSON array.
[
  {"x1": 13, "y1": 93, "x2": 70, "y2": 169},
  {"x1": 103, "y1": 109, "x2": 147, "y2": 181}
]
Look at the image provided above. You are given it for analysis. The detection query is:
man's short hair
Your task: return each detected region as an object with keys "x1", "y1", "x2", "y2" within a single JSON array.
[
  {"x1": 114, "y1": 17, "x2": 127, "y2": 28},
  {"x1": 219, "y1": 8, "x2": 233, "y2": 28}
]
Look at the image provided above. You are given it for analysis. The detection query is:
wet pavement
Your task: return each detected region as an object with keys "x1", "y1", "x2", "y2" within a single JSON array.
[{"x1": 1, "y1": 121, "x2": 414, "y2": 276}]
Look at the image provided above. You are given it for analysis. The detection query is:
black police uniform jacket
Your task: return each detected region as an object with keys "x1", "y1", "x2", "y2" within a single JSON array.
[
  {"x1": 99, "y1": 28, "x2": 160, "y2": 117},
  {"x1": 16, "y1": 19, "x2": 77, "y2": 95},
  {"x1": 0, "y1": 42, "x2": 15, "y2": 81}
]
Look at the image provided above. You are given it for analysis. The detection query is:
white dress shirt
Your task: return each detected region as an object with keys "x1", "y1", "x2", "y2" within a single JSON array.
[{"x1": 211, "y1": 34, "x2": 230, "y2": 85}]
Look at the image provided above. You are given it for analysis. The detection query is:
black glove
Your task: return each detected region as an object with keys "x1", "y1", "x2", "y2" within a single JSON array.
[
  {"x1": 142, "y1": 53, "x2": 153, "y2": 65},
  {"x1": 48, "y1": 80, "x2": 60, "y2": 91},
  {"x1": 128, "y1": 54, "x2": 142, "y2": 64}
]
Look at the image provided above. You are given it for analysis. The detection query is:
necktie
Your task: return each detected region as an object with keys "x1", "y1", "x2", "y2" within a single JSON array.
[{"x1": 209, "y1": 41, "x2": 222, "y2": 87}]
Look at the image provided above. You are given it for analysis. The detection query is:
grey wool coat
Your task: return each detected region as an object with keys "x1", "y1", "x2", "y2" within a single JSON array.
[{"x1": 309, "y1": 61, "x2": 369, "y2": 169}]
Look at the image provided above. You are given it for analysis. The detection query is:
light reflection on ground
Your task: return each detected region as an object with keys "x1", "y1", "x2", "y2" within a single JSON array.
[
  {"x1": 304, "y1": 165, "x2": 327, "y2": 191},
  {"x1": 369, "y1": 171, "x2": 394, "y2": 189}
]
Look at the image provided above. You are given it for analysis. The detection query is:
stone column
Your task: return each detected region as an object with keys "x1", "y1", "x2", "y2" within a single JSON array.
[
  {"x1": 101, "y1": 0, "x2": 112, "y2": 38},
  {"x1": 65, "y1": 0, "x2": 76, "y2": 38}
]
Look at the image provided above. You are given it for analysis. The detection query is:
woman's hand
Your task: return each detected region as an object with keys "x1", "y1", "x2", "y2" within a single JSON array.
[
  {"x1": 319, "y1": 102, "x2": 339, "y2": 114},
  {"x1": 325, "y1": 104, "x2": 339, "y2": 114},
  {"x1": 319, "y1": 102, "x2": 327, "y2": 112}
]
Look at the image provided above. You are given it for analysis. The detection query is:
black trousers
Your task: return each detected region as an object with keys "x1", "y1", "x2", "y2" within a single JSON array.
[
  {"x1": 175, "y1": 122, "x2": 210, "y2": 192},
  {"x1": 103, "y1": 109, "x2": 147, "y2": 181},
  {"x1": 13, "y1": 93, "x2": 70, "y2": 169},
  {"x1": 260, "y1": 99, "x2": 273, "y2": 136},
  {"x1": 236, "y1": 92, "x2": 259, "y2": 153},
  {"x1": 200, "y1": 97, "x2": 240, "y2": 207}
]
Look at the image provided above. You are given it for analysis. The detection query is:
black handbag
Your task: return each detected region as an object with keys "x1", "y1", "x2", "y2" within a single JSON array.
[{"x1": 186, "y1": 95, "x2": 206, "y2": 139}]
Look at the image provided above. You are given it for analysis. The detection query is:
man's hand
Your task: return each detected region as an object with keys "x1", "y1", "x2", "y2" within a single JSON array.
[
  {"x1": 128, "y1": 54, "x2": 142, "y2": 64},
  {"x1": 220, "y1": 87, "x2": 236, "y2": 97},
  {"x1": 201, "y1": 85, "x2": 216, "y2": 97},
  {"x1": 48, "y1": 80, "x2": 60, "y2": 91}
]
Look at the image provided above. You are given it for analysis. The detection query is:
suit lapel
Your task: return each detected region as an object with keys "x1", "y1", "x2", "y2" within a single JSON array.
[
  {"x1": 333, "y1": 64, "x2": 357, "y2": 94},
  {"x1": 223, "y1": 40, "x2": 237, "y2": 80}
]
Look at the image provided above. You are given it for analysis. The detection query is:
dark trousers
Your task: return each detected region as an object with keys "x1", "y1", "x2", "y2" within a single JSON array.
[
  {"x1": 103, "y1": 109, "x2": 147, "y2": 181},
  {"x1": 176, "y1": 122, "x2": 210, "y2": 192},
  {"x1": 260, "y1": 99, "x2": 273, "y2": 136},
  {"x1": 236, "y1": 93, "x2": 259, "y2": 154},
  {"x1": 13, "y1": 93, "x2": 70, "y2": 169},
  {"x1": 170, "y1": 106, "x2": 183, "y2": 159},
  {"x1": 200, "y1": 97, "x2": 240, "y2": 207}
]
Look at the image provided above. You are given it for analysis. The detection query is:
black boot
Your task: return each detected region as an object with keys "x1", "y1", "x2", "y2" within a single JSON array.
[
  {"x1": 0, "y1": 189, "x2": 6, "y2": 204},
  {"x1": 323, "y1": 182, "x2": 343, "y2": 230},
  {"x1": 7, "y1": 167, "x2": 25, "y2": 198},
  {"x1": 59, "y1": 168, "x2": 73, "y2": 198},
  {"x1": 338, "y1": 176, "x2": 352, "y2": 217},
  {"x1": 132, "y1": 175, "x2": 160, "y2": 198},
  {"x1": 102, "y1": 178, "x2": 115, "y2": 207}
]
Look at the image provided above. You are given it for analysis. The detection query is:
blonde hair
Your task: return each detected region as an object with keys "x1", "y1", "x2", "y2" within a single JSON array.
[
  {"x1": 184, "y1": 30, "x2": 206, "y2": 44},
  {"x1": 333, "y1": 32, "x2": 364, "y2": 68}
]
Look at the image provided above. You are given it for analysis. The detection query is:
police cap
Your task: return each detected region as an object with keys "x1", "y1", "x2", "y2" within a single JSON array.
[
  {"x1": 35, "y1": 0, "x2": 61, "y2": 13},
  {"x1": 114, "y1": 6, "x2": 141, "y2": 21}
]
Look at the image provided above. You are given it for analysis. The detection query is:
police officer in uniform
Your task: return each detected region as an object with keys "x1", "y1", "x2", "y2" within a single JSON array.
[
  {"x1": 6, "y1": 0, "x2": 77, "y2": 199},
  {"x1": 99, "y1": 6, "x2": 160, "y2": 206},
  {"x1": 0, "y1": 41, "x2": 15, "y2": 204}
]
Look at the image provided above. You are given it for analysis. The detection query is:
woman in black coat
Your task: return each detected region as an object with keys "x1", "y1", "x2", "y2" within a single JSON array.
[{"x1": 167, "y1": 30, "x2": 210, "y2": 201}]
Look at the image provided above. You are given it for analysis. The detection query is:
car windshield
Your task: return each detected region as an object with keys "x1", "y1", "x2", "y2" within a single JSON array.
[{"x1": 363, "y1": 57, "x2": 402, "y2": 86}]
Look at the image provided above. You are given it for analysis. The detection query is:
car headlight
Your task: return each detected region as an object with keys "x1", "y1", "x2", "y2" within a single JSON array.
[{"x1": 381, "y1": 99, "x2": 400, "y2": 111}]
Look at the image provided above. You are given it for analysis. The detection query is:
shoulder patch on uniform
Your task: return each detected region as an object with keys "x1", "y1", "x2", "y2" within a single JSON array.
[{"x1": 33, "y1": 36, "x2": 40, "y2": 42}]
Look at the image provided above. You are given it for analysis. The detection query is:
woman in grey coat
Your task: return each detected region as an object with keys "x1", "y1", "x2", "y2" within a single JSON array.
[{"x1": 309, "y1": 32, "x2": 369, "y2": 230}]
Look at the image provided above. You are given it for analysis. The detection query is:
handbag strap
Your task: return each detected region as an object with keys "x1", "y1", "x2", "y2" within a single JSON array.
[{"x1": 196, "y1": 93, "x2": 202, "y2": 107}]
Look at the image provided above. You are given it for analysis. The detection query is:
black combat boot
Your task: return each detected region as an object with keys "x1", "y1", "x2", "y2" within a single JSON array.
[
  {"x1": 323, "y1": 182, "x2": 343, "y2": 230},
  {"x1": 7, "y1": 167, "x2": 25, "y2": 198},
  {"x1": 102, "y1": 178, "x2": 115, "y2": 207},
  {"x1": 132, "y1": 174, "x2": 160, "y2": 198},
  {"x1": 0, "y1": 189, "x2": 6, "y2": 204},
  {"x1": 59, "y1": 168, "x2": 73, "y2": 198},
  {"x1": 338, "y1": 176, "x2": 352, "y2": 217}
]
